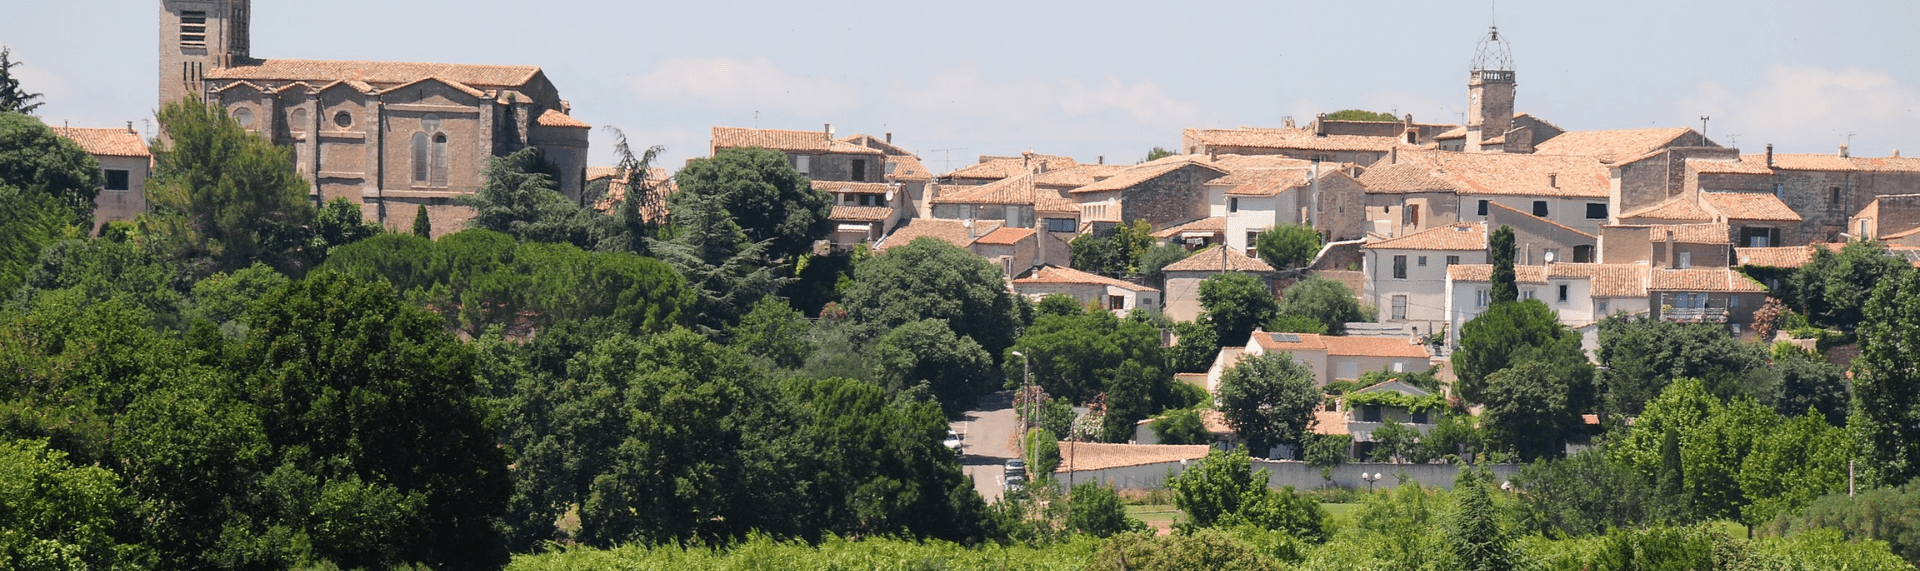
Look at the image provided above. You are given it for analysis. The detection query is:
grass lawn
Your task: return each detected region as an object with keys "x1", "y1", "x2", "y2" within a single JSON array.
[{"x1": 1126, "y1": 504, "x2": 1184, "y2": 529}]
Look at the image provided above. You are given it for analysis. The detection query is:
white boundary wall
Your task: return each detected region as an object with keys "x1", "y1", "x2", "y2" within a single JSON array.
[{"x1": 1055, "y1": 460, "x2": 1522, "y2": 491}]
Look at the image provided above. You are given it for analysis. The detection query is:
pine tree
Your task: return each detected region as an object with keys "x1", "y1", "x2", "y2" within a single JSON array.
[
  {"x1": 1489, "y1": 225, "x2": 1517, "y2": 304},
  {"x1": 412, "y1": 204, "x2": 432, "y2": 238},
  {"x1": 0, "y1": 47, "x2": 45, "y2": 115},
  {"x1": 1446, "y1": 468, "x2": 1513, "y2": 571}
]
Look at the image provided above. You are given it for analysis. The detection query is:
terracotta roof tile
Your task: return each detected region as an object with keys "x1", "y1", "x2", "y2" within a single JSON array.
[
  {"x1": 1323, "y1": 336, "x2": 1430, "y2": 359},
  {"x1": 837, "y1": 133, "x2": 914, "y2": 156},
  {"x1": 1687, "y1": 157, "x2": 1773, "y2": 175},
  {"x1": 1313, "y1": 410, "x2": 1350, "y2": 435},
  {"x1": 1367, "y1": 222, "x2": 1487, "y2": 251},
  {"x1": 1056, "y1": 442, "x2": 1212, "y2": 473},
  {"x1": 931, "y1": 175, "x2": 1053, "y2": 205},
  {"x1": 1219, "y1": 168, "x2": 1314, "y2": 197},
  {"x1": 1652, "y1": 223, "x2": 1731, "y2": 244},
  {"x1": 887, "y1": 155, "x2": 933, "y2": 181},
  {"x1": 811, "y1": 180, "x2": 895, "y2": 194},
  {"x1": 1448, "y1": 264, "x2": 1547, "y2": 284},
  {"x1": 1035, "y1": 197, "x2": 1080, "y2": 214},
  {"x1": 1701, "y1": 192, "x2": 1802, "y2": 222},
  {"x1": 204, "y1": 59, "x2": 541, "y2": 87},
  {"x1": 1162, "y1": 245, "x2": 1274, "y2": 273},
  {"x1": 1448, "y1": 263, "x2": 1652, "y2": 297},
  {"x1": 1032, "y1": 164, "x2": 1126, "y2": 188},
  {"x1": 1185, "y1": 127, "x2": 1416, "y2": 153},
  {"x1": 1152, "y1": 217, "x2": 1226, "y2": 238},
  {"x1": 1012, "y1": 265, "x2": 1158, "y2": 292},
  {"x1": 973, "y1": 226, "x2": 1036, "y2": 246},
  {"x1": 1736, "y1": 246, "x2": 1817, "y2": 268},
  {"x1": 1531, "y1": 127, "x2": 1695, "y2": 164},
  {"x1": 711, "y1": 127, "x2": 884, "y2": 155},
  {"x1": 588, "y1": 168, "x2": 675, "y2": 218},
  {"x1": 829, "y1": 205, "x2": 892, "y2": 222},
  {"x1": 1649, "y1": 268, "x2": 1767, "y2": 292},
  {"x1": 1620, "y1": 196, "x2": 1713, "y2": 222},
  {"x1": 46, "y1": 126, "x2": 149, "y2": 158},
  {"x1": 1392, "y1": 150, "x2": 1610, "y2": 198},
  {"x1": 1850, "y1": 157, "x2": 1920, "y2": 172},
  {"x1": 1357, "y1": 162, "x2": 1466, "y2": 194},
  {"x1": 1758, "y1": 154, "x2": 1859, "y2": 171},
  {"x1": 1070, "y1": 160, "x2": 1226, "y2": 194},
  {"x1": 534, "y1": 109, "x2": 590, "y2": 129},
  {"x1": 384, "y1": 75, "x2": 486, "y2": 98},
  {"x1": 1486, "y1": 201, "x2": 1596, "y2": 239},
  {"x1": 946, "y1": 154, "x2": 1077, "y2": 180},
  {"x1": 876, "y1": 219, "x2": 1000, "y2": 251}
]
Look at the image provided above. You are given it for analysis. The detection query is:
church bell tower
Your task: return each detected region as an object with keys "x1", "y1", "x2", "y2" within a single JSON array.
[
  {"x1": 158, "y1": 0, "x2": 251, "y2": 108},
  {"x1": 1465, "y1": 26, "x2": 1515, "y2": 153}
]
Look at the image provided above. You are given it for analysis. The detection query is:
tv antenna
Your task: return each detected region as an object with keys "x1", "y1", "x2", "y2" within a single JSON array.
[
  {"x1": 753, "y1": 110, "x2": 759, "y2": 129},
  {"x1": 1726, "y1": 134, "x2": 1740, "y2": 148},
  {"x1": 930, "y1": 147, "x2": 968, "y2": 174},
  {"x1": 1699, "y1": 116, "x2": 1710, "y2": 140}
]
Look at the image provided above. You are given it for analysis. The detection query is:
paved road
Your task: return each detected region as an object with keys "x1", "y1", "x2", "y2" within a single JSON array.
[{"x1": 952, "y1": 390, "x2": 1020, "y2": 503}]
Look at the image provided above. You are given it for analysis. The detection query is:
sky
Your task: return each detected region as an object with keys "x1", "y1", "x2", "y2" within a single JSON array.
[{"x1": 5, "y1": 0, "x2": 1919, "y2": 172}]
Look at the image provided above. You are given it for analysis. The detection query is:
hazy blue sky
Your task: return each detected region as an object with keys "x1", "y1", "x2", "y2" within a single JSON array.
[{"x1": 6, "y1": 1, "x2": 1918, "y2": 170}]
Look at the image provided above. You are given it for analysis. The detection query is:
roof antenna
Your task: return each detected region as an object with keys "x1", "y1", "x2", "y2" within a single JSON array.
[{"x1": 753, "y1": 110, "x2": 759, "y2": 129}]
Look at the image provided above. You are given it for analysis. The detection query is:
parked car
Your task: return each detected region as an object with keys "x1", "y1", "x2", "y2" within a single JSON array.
[
  {"x1": 943, "y1": 431, "x2": 963, "y2": 451},
  {"x1": 1004, "y1": 459, "x2": 1026, "y2": 478},
  {"x1": 1003, "y1": 473, "x2": 1025, "y2": 493}
]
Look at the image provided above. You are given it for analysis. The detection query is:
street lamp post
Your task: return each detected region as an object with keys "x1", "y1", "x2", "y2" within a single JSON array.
[{"x1": 1362, "y1": 472, "x2": 1382, "y2": 493}]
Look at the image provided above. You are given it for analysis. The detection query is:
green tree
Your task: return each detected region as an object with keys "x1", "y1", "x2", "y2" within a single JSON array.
[
  {"x1": 591, "y1": 127, "x2": 668, "y2": 255},
  {"x1": 1274, "y1": 275, "x2": 1369, "y2": 335},
  {"x1": 1144, "y1": 146, "x2": 1176, "y2": 162},
  {"x1": 0, "y1": 438, "x2": 144, "y2": 569},
  {"x1": 1168, "y1": 318, "x2": 1220, "y2": 373},
  {"x1": 1480, "y1": 345, "x2": 1594, "y2": 461},
  {"x1": 311, "y1": 195, "x2": 383, "y2": 260},
  {"x1": 1514, "y1": 449, "x2": 1660, "y2": 536},
  {"x1": 0, "y1": 186, "x2": 72, "y2": 296},
  {"x1": 1101, "y1": 360, "x2": 1165, "y2": 442},
  {"x1": 1068, "y1": 481, "x2": 1145, "y2": 538},
  {"x1": 459, "y1": 147, "x2": 598, "y2": 248},
  {"x1": 186, "y1": 261, "x2": 289, "y2": 328},
  {"x1": 1304, "y1": 433, "x2": 1352, "y2": 473},
  {"x1": 1785, "y1": 240, "x2": 1914, "y2": 331},
  {"x1": 1446, "y1": 468, "x2": 1513, "y2": 571},
  {"x1": 726, "y1": 296, "x2": 815, "y2": 369},
  {"x1": 1070, "y1": 220, "x2": 1156, "y2": 277},
  {"x1": 0, "y1": 111, "x2": 102, "y2": 223},
  {"x1": 143, "y1": 96, "x2": 314, "y2": 275},
  {"x1": 1368, "y1": 419, "x2": 1420, "y2": 463},
  {"x1": 1217, "y1": 352, "x2": 1320, "y2": 455},
  {"x1": 1255, "y1": 224, "x2": 1322, "y2": 271},
  {"x1": 1152, "y1": 408, "x2": 1211, "y2": 445},
  {"x1": 1088, "y1": 529, "x2": 1285, "y2": 571},
  {"x1": 648, "y1": 192, "x2": 781, "y2": 333},
  {"x1": 1766, "y1": 346, "x2": 1849, "y2": 426},
  {"x1": 1489, "y1": 225, "x2": 1517, "y2": 304},
  {"x1": 1006, "y1": 308, "x2": 1167, "y2": 404},
  {"x1": 874, "y1": 318, "x2": 995, "y2": 414},
  {"x1": 672, "y1": 146, "x2": 832, "y2": 264},
  {"x1": 1596, "y1": 314, "x2": 1769, "y2": 414},
  {"x1": 1738, "y1": 410, "x2": 1852, "y2": 527},
  {"x1": 1034, "y1": 292, "x2": 1085, "y2": 317},
  {"x1": 1168, "y1": 449, "x2": 1266, "y2": 528},
  {"x1": 1026, "y1": 428, "x2": 1061, "y2": 475},
  {"x1": 0, "y1": 47, "x2": 45, "y2": 114},
  {"x1": 1854, "y1": 270, "x2": 1920, "y2": 486},
  {"x1": 841, "y1": 237, "x2": 1023, "y2": 359},
  {"x1": 412, "y1": 203, "x2": 432, "y2": 238},
  {"x1": 1139, "y1": 242, "x2": 1192, "y2": 289},
  {"x1": 1199, "y1": 271, "x2": 1278, "y2": 347},
  {"x1": 1324, "y1": 109, "x2": 1397, "y2": 122},
  {"x1": 1452, "y1": 299, "x2": 1568, "y2": 404}
]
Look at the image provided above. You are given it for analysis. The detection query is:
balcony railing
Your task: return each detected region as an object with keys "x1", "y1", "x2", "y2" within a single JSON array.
[{"x1": 1662, "y1": 307, "x2": 1728, "y2": 323}]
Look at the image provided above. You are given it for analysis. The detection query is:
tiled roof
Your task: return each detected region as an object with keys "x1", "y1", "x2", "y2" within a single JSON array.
[
  {"x1": 1393, "y1": 150, "x2": 1610, "y2": 198},
  {"x1": 931, "y1": 175, "x2": 1051, "y2": 205},
  {"x1": 1312, "y1": 410, "x2": 1350, "y2": 435},
  {"x1": 1720, "y1": 154, "x2": 1920, "y2": 173},
  {"x1": 1701, "y1": 192, "x2": 1802, "y2": 222},
  {"x1": 973, "y1": 226, "x2": 1035, "y2": 246},
  {"x1": 875, "y1": 219, "x2": 1000, "y2": 251},
  {"x1": 1357, "y1": 162, "x2": 1466, "y2": 194},
  {"x1": 585, "y1": 166, "x2": 623, "y2": 182},
  {"x1": 1649, "y1": 268, "x2": 1767, "y2": 292},
  {"x1": 1850, "y1": 157, "x2": 1920, "y2": 172},
  {"x1": 534, "y1": 109, "x2": 590, "y2": 128},
  {"x1": 46, "y1": 126, "x2": 149, "y2": 157},
  {"x1": 204, "y1": 59, "x2": 541, "y2": 87},
  {"x1": 1323, "y1": 336, "x2": 1430, "y2": 359},
  {"x1": 1162, "y1": 245, "x2": 1275, "y2": 273},
  {"x1": 1185, "y1": 127, "x2": 1414, "y2": 153},
  {"x1": 1531, "y1": 127, "x2": 1695, "y2": 164},
  {"x1": 837, "y1": 134, "x2": 914, "y2": 156},
  {"x1": 829, "y1": 206, "x2": 892, "y2": 222},
  {"x1": 1012, "y1": 265, "x2": 1158, "y2": 292},
  {"x1": 1032, "y1": 164, "x2": 1125, "y2": 188},
  {"x1": 1056, "y1": 442, "x2": 1212, "y2": 473},
  {"x1": 1431, "y1": 126, "x2": 1467, "y2": 140},
  {"x1": 1687, "y1": 157, "x2": 1773, "y2": 175},
  {"x1": 588, "y1": 168, "x2": 675, "y2": 218},
  {"x1": 1887, "y1": 226, "x2": 1920, "y2": 240},
  {"x1": 1366, "y1": 223, "x2": 1487, "y2": 251},
  {"x1": 1208, "y1": 154, "x2": 1318, "y2": 171},
  {"x1": 1447, "y1": 263, "x2": 1652, "y2": 297},
  {"x1": 1620, "y1": 196, "x2": 1713, "y2": 222},
  {"x1": 1448, "y1": 264, "x2": 1547, "y2": 284},
  {"x1": 1736, "y1": 246, "x2": 1817, "y2": 268},
  {"x1": 1487, "y1": 201, "x2": 1596, "y2": 239},
  {"x1": 1070, "y1": 159, "x2": 1226, "y2": 194},
  {"x1": 946, "y1": 154, "x2": 1077, "y2": 180},
  {"x1": 385, "y1": 75, "x2": 486, "y2": 98},
  {"x1": 1151, "y1": 217, "x2": 1226, "y2": 238},
  {"x1": 1221, "y1": 168, "x2": 1314, "y2": 197},
  {"x1": 1651, "y1": 223, "x2": 1731, "y2": 244},
  {"x1": 811, "y1": 180, "x2": 896, "y2": 194},
  {"x1": 1035, "y1": 197, "x2": 1081, "y2": 214},
  {"x1": 887, "y1": 155, "x2": 933, "y2": 181},
  {"x1": 711, "y1": 127, "x2": 884, "y2": 155},
  {"x1": 1253, "y1": 331, "x2": 1327, "y2": 352}
]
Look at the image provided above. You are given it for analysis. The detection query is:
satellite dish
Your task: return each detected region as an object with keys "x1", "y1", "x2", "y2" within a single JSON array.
[
  {"x1": 886, "y1": 188, "x2": 897, "y2": 201},
  {"x1": 1544, "y1": 250, "x2": 1557, "y2": 263}
]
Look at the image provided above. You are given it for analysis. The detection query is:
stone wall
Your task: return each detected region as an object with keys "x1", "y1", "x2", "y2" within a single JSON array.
[
  {"x1": 92, "y1": 155, "x2": 151, "y2": 232},
  {"x1": 1119, "y1": 164, "x2": 1225, "y2": 229}
]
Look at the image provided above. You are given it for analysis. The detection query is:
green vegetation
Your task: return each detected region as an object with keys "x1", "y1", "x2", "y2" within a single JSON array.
[
  {"x1": 1198, "y1": 271, "x2": 1278, "y2": 347},
  {"x1": 1273, "y1": 275, "x2": 1371, "y2": 335},
  {"x1": 1069, "y1": 219, "x2": 1156, "y2": 277},
  {"x1": 1216, "y1": 352, "x2": 1320, "y2": 455},
  {"x1": 1256, "y1": 223, "x2": 1322, "y2": 271},
  {"x1": 1323, "y1": 109, "x2": 1398, "y2": 122},
  {"x1": 0, "y1": 47, "x2": 45, "y2": 114}
]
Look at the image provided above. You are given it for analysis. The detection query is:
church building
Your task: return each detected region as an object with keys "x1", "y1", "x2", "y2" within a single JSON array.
[{"x1": 159, "y1": 0, "x2": 589, "y2": 235}]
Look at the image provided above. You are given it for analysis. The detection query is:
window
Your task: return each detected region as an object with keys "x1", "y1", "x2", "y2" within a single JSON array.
[
  {"x1": 289, "y1": 109, "x2": 307, "y2": 133},
  {"x1": 333, "y1": 111, "x2": 352, "y2": 128},
  {"x1": 794, "y1": 155, "x2": 811, "y2": 175},
  {"x1": 1044, "y1": 218, "x2": 1076, "y2": 233},
  {"x1": 430, "y1": 134, "x2": 449, "y2": 187},
  {"x1": 1523, "y1": 289, "x2": 1537, "y2": 300},
  {"x1": 1573, "y1": 245, "x2": 1594, "y2": 263},
  {"x1": 851, "y1": 159, "x2": 867, "y2": 182},
  {"x1": 1598, "y1": 300, "x2": 1610, "y2": 313},
  {"x1": 858, "y1": 194, "x2": 886, "y2": 207},
  {"x1": 1730, "y1": 295, "x2": 1741, "y2": 309},
  {"x1": 1361, "y1": 404, "x2": 1381, "y2": 422},
  {"x1": 1533, "y1": 200, "x2": 1549, "y2": 217},
  {"x1": 1229, "y1": 197, "x2": 1239, "y2": 213},
  {"x1": 1391, "y1": 295, "x2": 1407, "y2": 320},
  {"x1": 1678, "y1": 251, "x2": 1692, "y2": 269},
  {"x1": 1412, "y1": 410, "x2": 1429, "y2": 424},
  {"x1": 1586, "y1": 203, "x2": 1608, "y2": 219},
  {"x1": 233, "y1": 107, "x2": 253, "y2": 129},
  {"x1": 1392, "y1": 255, "x2": 1408, "y2": 279},
  {"x1": 1109, "y1": 295, "x2": 1126, "y2": 311},
  {"x1": 1417, "y1": 256, "x2": 1428, "y2": 267},
  {"x1": 1861, "y1": 219, "x2": 1871, "y2": 238},
  {"x1": 1477, "y1": 199, "x2": 1489, "y2": 216},
  {"x1": 1557, "y1": 284, "x2": 1569, "y2": 302},
  {"x1": 1446, "y1": 255, "x2": 1459, "y2": 266},
  {"x1": 1831, "y1": 187, "x2": 1841, "y2": 204},
  {"x1": 103, "y1": 169, "x2": 130, "y2": 191},
  {"x1": 1742, "y1": 227, "x2": 1775, "y2": 248},
  {"x1": 1407, "y1": 203, "x2": 1421, "y2": 226},
  {"x1": 1476, "y1": 288, "x2": 1489, "y2": 308},
  {"x1": 411, "y1": 133, "x2": 429, "y2": 183},
  {"x1": 179, "y1": 11, "x2": 207, "y2": 46}
]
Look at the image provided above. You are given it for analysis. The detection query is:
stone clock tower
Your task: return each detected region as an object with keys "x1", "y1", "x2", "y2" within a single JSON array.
[{"x1": 158, "y1": 0, "x2": 250, "y2": 108}]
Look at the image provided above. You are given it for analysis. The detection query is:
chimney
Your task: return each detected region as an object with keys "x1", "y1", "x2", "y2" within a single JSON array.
[
  {"x1": 1315, "y1": 113, "x2": 1328, "y2": 137},
  {"x1": 1549, "y1": 172, "x2": 1558, "y2": 188},
  {"x1": 560, "y1": 100, "x2": 571, "y2": 115},
  {"x1": 126, "y1": 121, "x2": 135, "y2": 134},
  {"x1": 1098, "y1": 155, "x2": 1104, "y2": 165},
  {"x1": 1895, "y1": 149, "x2": 1903, "y2": 158},
  {"x1": 1665, "y1": 229, "x2": 1678, "y2": 269},
  {"x1": 1389, "y1": 146, "x2": 1399, "y2": 165},
  {"x1": 1766, "y1": 144, "x2": 1775, "y2": 167},
  {"x1": 1283, "y1": 116, "x2": 1296, "y2": 129},
  {"x1": 884, "y1": 132, "x2": 892, "y2": 144},
  {"x1": 1208, "y1": 149, "x2": 1217, "y2": 162},
  {"x1": 1839, "y1": 144, "x2": 1850, "y2": 158},
  {"x1": 824, "y1": 123, "x2": 833, "y2": 140}
]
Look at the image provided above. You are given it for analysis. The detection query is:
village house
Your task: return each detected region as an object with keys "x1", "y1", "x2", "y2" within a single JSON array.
[
  {"x1": 1337, "y1": 380, "x2": 1443, "y2": 460},
  {"x1": 872, "y1": 218, "x2": 1067, "y2": 279},
  {"x1": 1067, "y1": 156, "x2": 1227, "y2": 231},
  {"x1": 1181, "y1": 126, "x2": 1417, "y2": 166},
  {"x1": 1484, "y1": 201, "x2": 1599, "y2": 264},
  {"x1": 1445, "y1": 263, "x2": 1652, "y2": 354},
  {"x1": 1132, "y1": 408, "x2": 1235, "y2": 446},
  {"x1": 1597, "y1": 223, "x2": 1732, "y2": 268},
  {"x1": 1010, "y1": 265, "x2": 1160, "y2": 317},
  {"x1": 169, "y1": 0, "x2": 593, "y2": 236},
  {"x1": 839, "y1": 133, "x2": 935, "y2": 221},
  {"x1": 1680, "y1": 149, "x2": 1920, "y2": 243},
  {"x1": 47, "y1": 124, "x2": 151, "y2": 232},
  {"x1": 1159, "y1": 245, "x2": 1275, "y2": 322},
  {"x1": 1848, "y1": 193, "x2": 1920, "y2": 244},
  {"x1": 1362, "y1": 223, "x2": 1488, "y2": 332},
  {"x1": 1204, "y1": 157, "x2": 1369, "y2": 253},
  {"x1": 1377, "y1": 150, "x2": 1614, "y2": 237},
  {"x1": 1207, "y1": 330, "x2": 1432, "y2": 390}
]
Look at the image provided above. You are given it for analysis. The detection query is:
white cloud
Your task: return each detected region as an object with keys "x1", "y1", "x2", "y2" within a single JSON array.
[
  {"x1": 628, "y1": 56, "x2": 859, "y2": 114},
  {"x1": 891, "y1": 67, "x2": 1208, "y2": 128},
  {"x1": 1059, "y1": 76, "x2": 1200, "y2": 124},
  {"x1": 1681, "y1": 66, "x2": 1920, "y2": 154}
]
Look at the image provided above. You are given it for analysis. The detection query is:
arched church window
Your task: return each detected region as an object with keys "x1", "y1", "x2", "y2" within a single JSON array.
[
  {"x1": 289, "y1": 109, "x2": 307, "y2": 133},
  {"x1": 233, "y1": 107, "x2": 254, "y2": 129},
  {"x1": 431, "y1": 133, "x2": 449, "y2": 187},
  {"x1": 412, "y1": 132, "x2": 429, "y2": 183}
]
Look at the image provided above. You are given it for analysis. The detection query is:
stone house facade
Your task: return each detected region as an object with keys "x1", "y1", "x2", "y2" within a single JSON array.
[
  {"x1": 1444, "y1": 263, "x2": 1653, "y2": 355},
  {"x1": 1159, "y1": 246, "x2": 1275, "y2": 322},
  {"x1": 1070, "y1": 159, "x2": 1227, "y2": 231},
  {"x1": 1598, "y1": 223, "x2": 1732, "y2": 268},
  {"x1": 48, "y1": 125, "x2": 152, "y2": 232},
  {"x1": 1231, "y1": 330, "x2": 1432, "y2": 387},
  {"x1": 1851, "y1": 194, "x2": 1920, "y2": 241},
  {"x1": 1362, "y1": 223, "x2": 1488, "y2": 332},
  {"x1": 1484, "y1": 201, "x2": 1598, "y2": 264},
  {"x1": 1010, "y1": 265, "x2": 1160, "y2": 317}
]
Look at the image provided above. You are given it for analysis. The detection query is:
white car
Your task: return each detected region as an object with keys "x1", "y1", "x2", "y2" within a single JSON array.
[{"x1": 943, "y1": 431, "x2": 963, "y2": 452}]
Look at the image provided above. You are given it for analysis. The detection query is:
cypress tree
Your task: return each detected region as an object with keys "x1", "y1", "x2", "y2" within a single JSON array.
[
  {"x1": 412, "y1": 204, "x2": 431, "y2": 238},
  {"x1": 1489, "y1": 225, "x2": 1517, "y2": 304}
]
